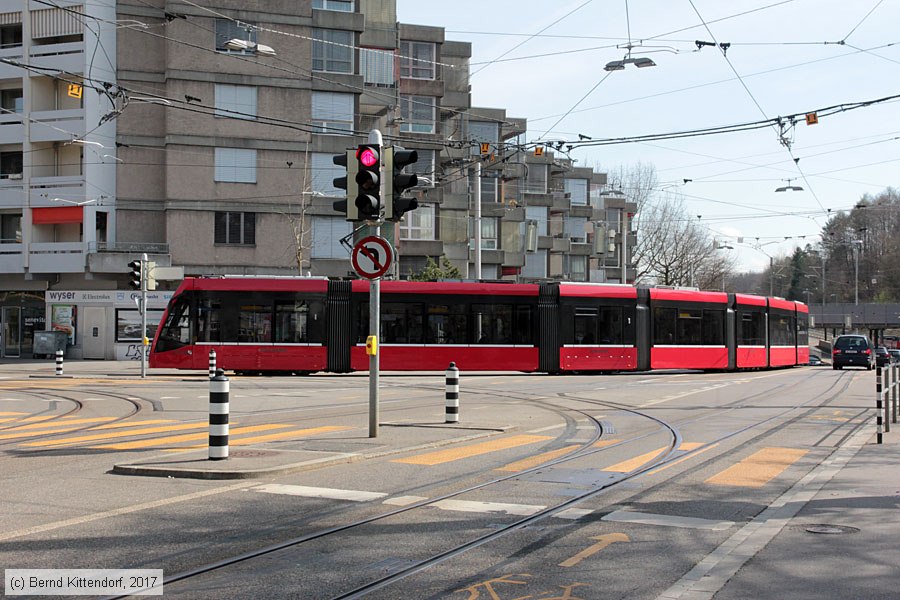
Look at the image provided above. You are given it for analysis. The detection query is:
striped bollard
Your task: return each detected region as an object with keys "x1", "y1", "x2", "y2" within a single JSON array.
[
  {"x1": 209, "y1": 369, "x2": 229, "y2": 460},
  {"x1": 884, "y1": 365, "x2": 891, "y2": 433},
  {"x1": 208, "y1": 349, "x2": 217, "y2": 379},
  {"x1": 55, "y1": 349, "x2": 63, "y2": 377},
  {"x1": 876, "y1": 366, "x2": 883, "y2": 444},
  {"x1": 893, "y1": 362, "x2": 898, "y2": 424},
  {"x1": 445, "y1": 362, "x2": 459, "y2": 423}
]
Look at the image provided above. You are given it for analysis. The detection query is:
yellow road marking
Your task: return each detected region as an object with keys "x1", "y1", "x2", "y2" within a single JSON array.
[
  {"x1": 647, "y1": 443, "x2": 720, "y2": 475},
  {"x1": 605, "y1": 442, "x2": 703, "y2": 473},
  {"x1": 392, "y1": 434, "x2": 553, "y2": 466},
  {"x1": 22, "y1": 422, "x2": 210, "y2": 447},
  {"x1": 0, "y1": 378, "x2": 156, "y2": 390},
  {"x1": 2, "y1": 417, "x2": 116, "y2": 431},
  {"x1": 91, "y1": 424, "x2": 292, "y2": 450},
  {"x1": 705, "y1": 447, "x2": 808, "y2": 488},
  {"x1": 0, "y1": 420, "x2": 179, "y2": 441},
  {"x1": 559, "y1": 533, "x2": 630, "y2": 568},
  {"x1": 496, "y1": 445, "x2": 581, "y2": 472},
  {"x1": 0, "y1": 412, "x2": 27, "y2": 417},
  {"x1": 165, "y1": 426, "x2": 355, "y2": 451},
  {"x1": 593, "y1": 439, "x2": 621, "y2": 448}
]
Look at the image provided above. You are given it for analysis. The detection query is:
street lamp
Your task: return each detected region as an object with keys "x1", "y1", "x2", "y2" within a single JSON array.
[
  {"x1": 223, "y1": 38, "x2": 276, "y2": 56},
  {"x1": 604, "y1": 55, "x2": 656, "y2": 71},
  {"x1": 775, "y1": 178, "x2": 804, "y2": 192}
]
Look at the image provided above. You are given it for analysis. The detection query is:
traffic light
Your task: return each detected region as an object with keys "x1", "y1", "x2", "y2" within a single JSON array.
[
  {"x1": 385, "y1": 147, "x2": 419, "y2": 222},
  {"x1": 332, "y1": 149, "x2": 358, "y2": 221},
  {"x1": 354, "y1": 144, "x2": 381, "y2": 220},
  {"x1": 128, "y1": 259, "x2": 142, "y2": 290}
]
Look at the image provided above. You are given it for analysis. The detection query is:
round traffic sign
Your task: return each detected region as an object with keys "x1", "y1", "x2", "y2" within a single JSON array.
[{"x1": 351, "y1": 235, "x2": 393, "y2": 279}]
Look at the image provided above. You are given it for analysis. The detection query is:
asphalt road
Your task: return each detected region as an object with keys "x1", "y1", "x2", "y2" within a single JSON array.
[{"x1": 0, "y1": 362, "x2": 883, "y2": 599}]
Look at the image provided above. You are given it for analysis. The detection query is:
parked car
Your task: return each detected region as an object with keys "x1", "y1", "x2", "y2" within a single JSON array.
[
  {"x1": 808, "y1": 355, "x2": 823, "y2": 366},
  {"x1": 890, "y1": 349, "x2": 900, "y2": 363},
  {"x1": 875, "y1": 346, "x2": 891, "y2": 367},
  {"x1": 832, "y1": 334, "x2": 874, "y2": 370}
]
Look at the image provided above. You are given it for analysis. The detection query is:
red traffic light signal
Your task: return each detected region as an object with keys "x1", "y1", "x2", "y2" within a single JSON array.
[{"x1": 354, "y1": 144, "x2": 381, "y2": 220}]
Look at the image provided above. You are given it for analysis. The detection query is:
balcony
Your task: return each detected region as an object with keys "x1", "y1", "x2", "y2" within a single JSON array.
[
  {"x1": 87, "y1": 242, "x2": 171, "y2": 274},
  {"x1": 0, "y1": 112, "x2": 23, "y2": 145},
  {"x1": 30, "y1": 108, "x2": 85, "y2": 143},
  {"x1": 0, "y1": 242, "x2": 23, "y2": 273},
  {"x1": 30, "y1": 41, "x2": 84, "y2": 74},
  {"x1": 29, "y1": 241, "x2": 84, "y2": 273}
]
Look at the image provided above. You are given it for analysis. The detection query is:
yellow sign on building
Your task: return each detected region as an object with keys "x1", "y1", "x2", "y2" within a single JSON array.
[{"x1": 67, "y1": 84, "x2": 83, "y2": 99}]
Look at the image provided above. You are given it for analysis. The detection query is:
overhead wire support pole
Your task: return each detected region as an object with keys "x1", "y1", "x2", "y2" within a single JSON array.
[
  {"x1": 474, "y1": 160, "x2": 482, "y2": 280},
  {"x1": 141, "y1": 252, "x2": 148, "y2": 379}
]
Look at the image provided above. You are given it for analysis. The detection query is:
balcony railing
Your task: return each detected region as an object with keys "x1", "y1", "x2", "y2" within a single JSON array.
[{"x1": 90, "y1": 241, "x2": 170, "y2": 254}]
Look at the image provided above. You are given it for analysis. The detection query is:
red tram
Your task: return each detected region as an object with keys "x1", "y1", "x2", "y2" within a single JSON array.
[{"x1": 149, "y1": 277, "x2": 809, "y2": 374}]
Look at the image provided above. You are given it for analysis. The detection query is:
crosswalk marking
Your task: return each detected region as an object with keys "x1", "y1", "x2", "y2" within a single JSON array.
[
  {"x1": 496, "y1": 445, "x2": 582, "y2": 472},
  {"x1": 705, "y1": 447, "x2": 807, "y2": 487},
  {"x1": 602, "y1": 510, "x2": 734, "y2": 530},
  {"x1": 392, "y1": 434, "x2": 553, "y2": 466},
  {"x1": 90, "y1": 424, "x2": 291, "y2": 450},
  {"x1": 431, "y1": 499, "x2": 546, "y2": 516},
  {"x1": 605, "y1": 442, "x2": 703, "y2": 473},
  {"x1": 22, "y1": 422, "x2": 210, "y2": 447},
  {"x1": 0, "y1": 420, "x2": 178, "y2": 441},
  {"x1": 2, "y1": 417, "x2": 116, "y2": 432},
  {"x1": 254, "y1": 484, "x2": 387, "y2": 502}
]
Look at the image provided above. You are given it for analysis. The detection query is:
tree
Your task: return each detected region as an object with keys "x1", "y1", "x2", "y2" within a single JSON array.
[{"x1": 408, "y1": 256, "x2": 462, "y2": 282}]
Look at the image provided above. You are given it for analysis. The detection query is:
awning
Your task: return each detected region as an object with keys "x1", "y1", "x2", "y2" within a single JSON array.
[{"x1": 32, "y1": 206, "x2": 83, "y2": 224}]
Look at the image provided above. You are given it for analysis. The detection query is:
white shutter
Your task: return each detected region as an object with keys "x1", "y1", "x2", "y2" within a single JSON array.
[
  {"x1": 311, "y1": 216, "x2": 351, "y2": 259},
  {"x1": 32, "y1": 6, "x2": 83, "y2": 38},
  {"x1": 311, "y1": 153, "x2": 342, "y2": 196},
  {"x1": 311, "y1": 92, "x2": 353, "y2": 134},
  {"x1": 214, "y1": 148, "x2": 256, "y2": 183},
  {"x1": 215, "y1": 84, "x2": 257, "y2": 120}
]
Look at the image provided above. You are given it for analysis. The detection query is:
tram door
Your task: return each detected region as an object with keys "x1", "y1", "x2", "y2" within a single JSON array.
[{"x1": 2, "y1": 306, "x2": 20, "y2": 357}]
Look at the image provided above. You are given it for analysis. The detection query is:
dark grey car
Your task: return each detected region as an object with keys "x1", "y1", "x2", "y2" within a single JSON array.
[{"x1": 832, "y1": 334, "x2": 874, "y2": 370}]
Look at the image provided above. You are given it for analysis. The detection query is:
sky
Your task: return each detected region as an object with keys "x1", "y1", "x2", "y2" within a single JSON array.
[{"x1": 396, "y1": 0, "x2": 900, "y2": 272}]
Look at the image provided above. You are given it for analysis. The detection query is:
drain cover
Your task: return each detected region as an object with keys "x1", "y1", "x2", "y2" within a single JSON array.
[
  {"x1": 229, "y1": 449, "x2": 278, "y2": 458},
  {"x1": 804, "y1": 524, "x2": 860, "y2": 535}
]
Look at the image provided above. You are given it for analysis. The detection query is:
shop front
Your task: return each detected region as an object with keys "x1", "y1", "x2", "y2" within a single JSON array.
[{"x1": 0, "y1": 291, "x2": 46, "y2": 358}]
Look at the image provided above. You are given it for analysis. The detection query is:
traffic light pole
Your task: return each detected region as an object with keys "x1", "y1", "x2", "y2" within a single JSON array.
[
  {"x1": 140, "y1": 252, "x2": 148, "y2": 379},
  {"x1": 368, "y1": 129, "x2": 382, "y2": 438}
]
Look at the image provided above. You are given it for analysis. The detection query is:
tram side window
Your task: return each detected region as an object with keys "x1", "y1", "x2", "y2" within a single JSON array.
[
  {"x1": 653, "y1": 307, "x2": 677, "y2": 344},
  {"x1": 677, "y1": 309, "x2": 703, "y2": 345},
  {"x1": 702, "y1": 309, "x2": 725, "y2": 345},
  {"x1": 575, "y1": 307, "x2": 623, "y2": 344},
  {"x1": 739, "y1": 312, "x2": 764, "y2": 346},
  {"x1": 381, "y1": 302, "x2": 424, "y2": 344},
  {"x1": 512, "y1": 305, "x2": 533, "y2": 345},
  {"x1": 427, "y1": 304, "x2": 467, "y2": 344},
  {"x1": 238, "y1": 304, "x2": 272, "y2": 343},
  {"x1": 196, "y1": 298, "x2": 221, "y2": 342},
  {"x1": 472, "y1": 304, "x2": 513, "y2": 344},
  {"x1": 771, "y1": 315, "x2": 795, "y2": 346},
  {"x1": 797, "y1": 315, "x2": 808, "y2": 346},
  {"x1": 158, "y1": 297, "x2": 191, "y2": 346},
  {"x1": 274, "y1": 301, "x2": 310, "y2": 343}
]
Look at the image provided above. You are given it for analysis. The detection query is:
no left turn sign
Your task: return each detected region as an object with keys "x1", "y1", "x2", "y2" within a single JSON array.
[{"x1": 351, "y1": 235, "x2": 394, "y2": 279}]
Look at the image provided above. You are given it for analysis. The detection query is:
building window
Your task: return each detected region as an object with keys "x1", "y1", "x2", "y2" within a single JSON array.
[
  {"x1": 400, "y1": 95, "x2": 435, "y2": 134},
  {"x1": 1, "y1": 89, "x2": 23, "y2": 113},
  {"x1": 400, "y1": 41, "x2": 435, "y2": 79},
  {"x1": 311, "y1": 216, "x2": 352, "y2": 258},
  {"x1": 525, "y1": 206, "x2": 548, "y2": 236},
  {"x1": 525, "y1": 164, "x2": 547, "y2": 194},
  {"x1": 567, "y1": 255, "x2": 587, "y2": 282},
  {"x1": 311, "y1": 152, "x2": 344, "y2": 197},
  {"x1": 405, "y1": 149, "x2": 435, "y2": 187},
  {"x1": 565, "y1": 217, "x2": 587, "y2": 242},
  {"x1": 313, "y1": 28, "x2": 353, "y2": 73},
  {"x1": 313, "y1": 0, "x2": 353, "y2": 11},
  {"x1": 311, "y1": 91, "x2": 354, "y2": 135},
  {"x1": 214, "y1": 84, "x2": 256, "y2": 120},
  {"x1": 215, "y1": 19, "x2": 256, "y2": 52},
  {"x1": 565, "y1": 178, "x2": 588, "y2": 206},
  {"x1": 468, "y1": 216, "x2": 498, "y2": 249},
  {"x1": 0, "y1": 213, "x2": 21, "y2": 243},
  {"x1": 0, "y1": 24, "x2": 22, "y2": 48},
  {"x1": 214, "y1": 212, "x2": 255, "y2": 245},
  {"x1": 469, "y1": 175, "x2": 498, "y2": 202},
  {"x1": 522, "y1": 249, "x2": 547, "y2": 279},
  {"x1": 468, "y1": 121, "x2": 499, "y2": 155},
  {"x1": 400, "y1": 204, "x2": 435, "y2": 240},
  {"x1": 214, "y1": 148, "x2": 256, "y2": 183},
  {"x1": 360, "y1": 47, "x2": 395, "y2": 87},
  {"x1": 0, "y1": 151, "x2": 22, "y2": 178}
]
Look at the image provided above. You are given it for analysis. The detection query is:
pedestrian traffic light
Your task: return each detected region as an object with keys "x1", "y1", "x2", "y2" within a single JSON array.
[
  {"x1": 128, "y1": 259, "x2": 142, "y2": 290},
  {"x1": 354, "y1": 144, "x2": 381, "y2": 220},
  {"x1": 384, "y1": 147, "x2": 419, "y2": 222},
  {"x1": 332, "y1": 149, "x2": 359, "y2": 221}
]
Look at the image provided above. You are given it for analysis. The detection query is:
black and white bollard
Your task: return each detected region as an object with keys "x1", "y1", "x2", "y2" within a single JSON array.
[
  {"x1": 876, "y1": 366, "x2": 883, "y2": 444},
  {"x1": 55, "y1": 349, "x2": 64, "y2": 377},
  {"x1": 208, "y1": 349, "x2": 217, "y2": 380},
  {"x1": 445, "y1": 362, "x2": 459, "y2": 423},
  {"x1": 209, "y1": 369, "x2": 229, "y2": 460}
]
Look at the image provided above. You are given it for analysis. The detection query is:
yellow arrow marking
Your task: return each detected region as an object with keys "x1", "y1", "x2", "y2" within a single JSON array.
[{"x1": 559, "y1": 533, "x2": 630, "y2": 567}]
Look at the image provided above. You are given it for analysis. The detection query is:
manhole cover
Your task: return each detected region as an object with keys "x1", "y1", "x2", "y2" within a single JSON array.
[
  {"x1": 229, "y1": 449, "x2": 279, "y2": 458},
  {"x1": 804, "y1": 524, "x2": 860, "y2": 535}
]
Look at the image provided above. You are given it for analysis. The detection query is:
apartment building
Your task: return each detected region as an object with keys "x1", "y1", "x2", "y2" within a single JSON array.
[{"x1": 0, "y1": 0, "x2": 635, "y2": 360}]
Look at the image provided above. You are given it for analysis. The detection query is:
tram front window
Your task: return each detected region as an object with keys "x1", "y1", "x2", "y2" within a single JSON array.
[{"x1": 155, "y1": 297, "x2": 191, "y2": 352}]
